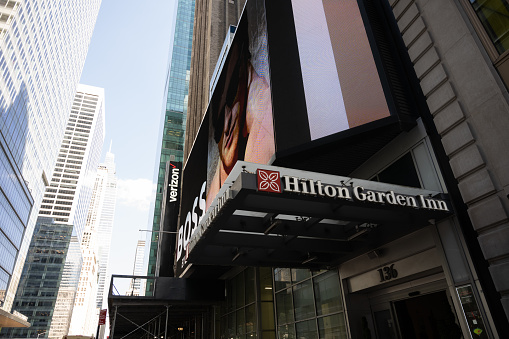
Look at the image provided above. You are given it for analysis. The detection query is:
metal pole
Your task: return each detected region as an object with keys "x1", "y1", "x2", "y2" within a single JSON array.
[
  {"x1": 213, "y1": 306, "x2": 216, "y2": 339},
  {"x1": 164, "y1": 306, "x2": 169, "y2": 339},
  {"x1": 110, "y1": 306, "x2": 118, "y2": 339},
  {"x1": 201, "y1": 312, "x2": 204, "y2": 339},
  {"x1": 158, "y1": 313, "x2": 161, "y2": 338}
]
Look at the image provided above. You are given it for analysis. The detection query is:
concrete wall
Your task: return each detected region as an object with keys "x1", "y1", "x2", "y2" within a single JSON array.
[{"x1": 388, "y1": 0, "x2": 509, "y2": 326}]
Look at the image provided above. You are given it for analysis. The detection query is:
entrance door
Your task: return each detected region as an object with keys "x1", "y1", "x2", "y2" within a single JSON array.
[
  {"x1": 393, "y1": 291, "x2": 462, "y2": 339},
  {"x1": 374, "y1": 309, "x2": 397, "y2": 339}
]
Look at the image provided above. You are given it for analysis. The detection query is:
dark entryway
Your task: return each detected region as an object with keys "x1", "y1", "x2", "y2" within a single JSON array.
[{"x1": 393, "y1": 291, "x2": 461, "y2": 339}]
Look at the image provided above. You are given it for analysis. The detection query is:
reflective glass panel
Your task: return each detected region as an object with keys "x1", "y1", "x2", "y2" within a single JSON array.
[
  {"x1": 276, "y1": 288, "x2": 294, "y2": 324},
  {"x1": 314, "y1": 271, "x2": 342, "y2": 316},
  {"x1": 246, "y1": 267, "x2": 256, "y2": 304},
  {"x1": 237, "y1": 309, "x2": 245, "y2": 335},
  {"x1": 470, "y1": 0, "x2": 509, "y2": 54},
  {"x1": 274, "y1": 268, "x2": 291, "y2": 291},
  {"x1": 246, "y1": 304, "x2": 256, "y2": 333},
  {"x1": 296, "y1": 319, "x2": 318, "y2": 339},
  {"x1": 318, "y1": 314, "x2": 347, "y2": 339},
  {"x1": 278, "y1": 324, "x2": 296, "y2": 339},
  {"x1": 291, "y1": 268, "x2": 311, "y2": 283},
  {"x1": 293, "y1": 280, "x2": 315, "y2": 321}
]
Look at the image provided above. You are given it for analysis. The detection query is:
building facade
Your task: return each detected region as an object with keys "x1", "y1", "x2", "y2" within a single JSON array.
[
  {"x1": 48, "y1": 237, "x2": 82, "y2": 339},
  {"x1": 146, "y1": 0, "x2": 196, "y2": 283},
  {"x1": 69, "y1": 150, "x2": 117, "y2": 336},
  {"x1": 147, "y1": 0, "x2": 251, "y2": 286},
  {"x1": 0, "y1": 218, "x2": 73, "y2": 338},
  {"x1": 127, "y1": 240, "x2": 146, "y2": 297},
  {"x1": 93, "y1": 151, "x2": 117, "y2": 310},
  {"x1": 38, "y1": 84, "x2": 106, "y2": 242},
  {"x1": 107, "y1": 0, "x2": 509, "y2": 338},
  {"x1": 0, "y1": 0, "x2": 101, "y2": 313},
  {"x1": 44, "y1": 85, "x2": 105, "y2": 337},
  {"x1": 170, "y1": 0, "x2": 509, "y2": 338}
]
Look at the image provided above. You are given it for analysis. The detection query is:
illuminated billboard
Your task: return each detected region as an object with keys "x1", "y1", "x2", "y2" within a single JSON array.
[
  {"x1": 176, "y1": 0, "x2": 412, "y2": 275},
  {"x1": 291, "y1": 0, "x2": 390, "y2": 140},
  {"x1": 205, "y1": 0, "x2": 275, "y2": 208}
]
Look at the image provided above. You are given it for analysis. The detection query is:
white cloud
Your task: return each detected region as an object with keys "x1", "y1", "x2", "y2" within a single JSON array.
[{"x1": 116, "y1": 178, "x2": 156, "y2": 211}]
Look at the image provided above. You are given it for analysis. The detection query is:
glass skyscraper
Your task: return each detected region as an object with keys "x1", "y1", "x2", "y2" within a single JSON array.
[
  {"x1": 0, "y1": 218, "x2": 73, "y2": 338},
  {"x1": 0, "y1": 0, "x2": 101, "y2": 312},
  {"x1": 146, "y1": 0, "x2": 195, "y2": 281}
]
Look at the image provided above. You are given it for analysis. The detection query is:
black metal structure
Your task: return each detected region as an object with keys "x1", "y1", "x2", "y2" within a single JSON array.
[{"x1": 108, "y1": 276, "x2": 224, "y2": 339}]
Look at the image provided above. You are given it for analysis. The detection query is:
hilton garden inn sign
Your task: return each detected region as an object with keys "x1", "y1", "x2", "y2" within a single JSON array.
[
  {"x1": 176, "y1": 162, "x2": 452, "y2": 272},
  {"x1": 256, "y1": 168, "x2": 449, "y2": 212}
]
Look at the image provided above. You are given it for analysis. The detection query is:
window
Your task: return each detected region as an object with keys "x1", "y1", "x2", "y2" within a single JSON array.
[
  {"x1": 461, "y1": 0, "x2": 509, "y2": 86},
  {"x1": 470, "y1": 0, "x2": 509, "y2": 54},
  {"x1": 274, "y1": 269, "x2": 348, "y2": 339},
  {"x1": 371, "y1": 152, "x2": 421, "y2": 188},
  {"x1": 221, "y1": 267, "x2": 272, "y2": 338}
]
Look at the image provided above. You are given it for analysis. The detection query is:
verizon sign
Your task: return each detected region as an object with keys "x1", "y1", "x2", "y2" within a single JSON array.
[{"x1": 257, "y1": 169, "x2": 449, "y2": 212}]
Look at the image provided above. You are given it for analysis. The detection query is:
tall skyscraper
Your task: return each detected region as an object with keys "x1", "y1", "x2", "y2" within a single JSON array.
[
  {"x1": 33, "y1": 84, "x2": 105, "y2": 337},
  {"x1": 146, "y1": 0, "x2": 196, "y2": 281},
  {"x1": 38, "y1": 84, "x2": 105, "y2": 241},
  {"x1": 0, "y1": 0, "x2": 101, "y2": 313},
  {"x1": 68, "y1": 150, "x2": 117, "y2": 336},
  {"x1": 127, "y1": 240, "x2": 146, "y2": 297},
  {"x1": 92, "y1": 150, "x2": 117, "y2": 310},
  {"x1": 1, "y1": 85, "x2": 104, "y2": 337},
  {"x1": 0, "y1": 218, "x2": 73, "y2": 338}
]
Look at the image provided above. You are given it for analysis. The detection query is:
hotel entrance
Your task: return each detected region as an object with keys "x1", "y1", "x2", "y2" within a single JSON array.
[{"x1": 371, "y1": 289, "x2": 462, "y2": 339}]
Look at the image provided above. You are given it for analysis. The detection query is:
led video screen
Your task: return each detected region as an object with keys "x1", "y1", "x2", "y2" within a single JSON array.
[
  {"x1": 291, "y1": 0, "x2": 390, "y2": 140},
  {"x1": 205, "y1": 1, "x2": 275, "y2": 209},
  {"x1": 176, "y1": 0, "x2": 397, "y2": 274}
]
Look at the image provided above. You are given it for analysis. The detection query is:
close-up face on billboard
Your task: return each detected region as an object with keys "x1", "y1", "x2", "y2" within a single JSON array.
[
  {"x1": 291, "y1": 0, "x2": 391, "y2": 141},
  {"x1": 206, "y1": 0, "x2": 275, "y2": 209}
]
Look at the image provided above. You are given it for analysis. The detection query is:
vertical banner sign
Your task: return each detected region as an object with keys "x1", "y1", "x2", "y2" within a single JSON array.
[
  {"x1": 157, "y1": 161, "x2": 182, "y2": 277},
  {"x1": 98, "y1": 309, "x2": 107, "y2": 325}
]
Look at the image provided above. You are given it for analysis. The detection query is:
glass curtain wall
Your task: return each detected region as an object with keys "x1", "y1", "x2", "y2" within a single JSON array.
[
  {"x1": 147, "y1": 0, "x2": 196, "y2": 284},
  {"x1": 221, "y1": 267, "x2": 276, "y2": 339},
  {"x1": 274, "y1": 268, "x2": 347, "y2": 339}
]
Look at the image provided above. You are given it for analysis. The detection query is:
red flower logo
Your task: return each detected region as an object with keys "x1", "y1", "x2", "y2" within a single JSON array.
[{"x1": 257, "y1": 169, "x2": 281, "y2": 193}]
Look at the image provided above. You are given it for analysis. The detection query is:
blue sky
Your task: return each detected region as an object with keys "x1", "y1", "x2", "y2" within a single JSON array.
[{"x1": 79, "y1": 0, "x2": 178, "y2": 291}]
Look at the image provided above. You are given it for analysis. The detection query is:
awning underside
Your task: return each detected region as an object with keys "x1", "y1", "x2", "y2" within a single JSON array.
[{"x1": 186, "y1": 172, "x2": 451, "y2": 270}]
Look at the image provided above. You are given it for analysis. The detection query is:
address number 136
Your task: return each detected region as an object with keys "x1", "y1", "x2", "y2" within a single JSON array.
[{"x1": 377, "y1": 264, "x2": 398, "y2": 282}]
